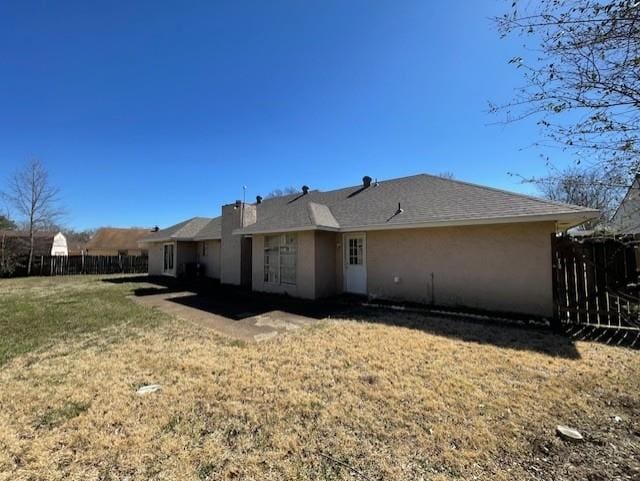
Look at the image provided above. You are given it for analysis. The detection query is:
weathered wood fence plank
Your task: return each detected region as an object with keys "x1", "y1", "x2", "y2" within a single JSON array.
[
  {"x1": 552, "y1": 234, "x2": 640, "y2": 331},
  {"x1": 6, "y1": 255, "x2": 148, "y2": 277}
]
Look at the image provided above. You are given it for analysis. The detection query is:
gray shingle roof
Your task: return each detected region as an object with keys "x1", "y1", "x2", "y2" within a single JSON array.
[
  {"x1": 139, "y1": 217, "x2": 221, "y2": 243},
  {"x1": 238, "y1": 173, "x2": 599, "y2": 234},
  {"x1": 193, "y1": 217, "x2": 222, "y2": 240}
]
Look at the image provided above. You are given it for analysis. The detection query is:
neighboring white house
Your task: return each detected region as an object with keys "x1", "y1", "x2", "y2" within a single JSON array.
[{"x1": 51, "y1": 232, "x2": 69, "y2": 256}]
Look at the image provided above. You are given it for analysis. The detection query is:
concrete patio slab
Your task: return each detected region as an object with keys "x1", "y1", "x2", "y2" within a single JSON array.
[{"x1": 130, "y1": 290, "x2": 317, "y2": 342}]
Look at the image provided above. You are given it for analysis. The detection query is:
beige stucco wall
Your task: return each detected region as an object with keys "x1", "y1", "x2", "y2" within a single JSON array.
[
  {"x1": 176, "y1": 241, "x2": 197, "y2": 276},
  {"x1": 147, "y1": 242, "x2": 163, "y2": 275},
  {"x1": 364, "y1": 222, "x2": 556, "y2": 316},
  {"x1": 196, "y1": 240, "x2": 221, "y2": 279},
  {"x1": 314, "y1": 231, "x2": 338, "y2": 298},
  {"x1": 221, "y1": 203, "x2": 256, "y2": 285},
  {"x1": 251, "y1": 231, "x2": 316, "y2": 298},
  {"x1": 147, "y1": 240, "x2": 216, "y2": 278}
]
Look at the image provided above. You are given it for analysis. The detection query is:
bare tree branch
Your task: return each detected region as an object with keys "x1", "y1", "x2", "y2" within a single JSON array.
[
  {"x1": 492, "y1": 0, "x2": 640, "y2": 178},
  {"x1": 1, "y1": 158, "x2": 65, "y2": 274},
  {"x1": 264, "y1": 186, "x2": 299, "y2": 199}
]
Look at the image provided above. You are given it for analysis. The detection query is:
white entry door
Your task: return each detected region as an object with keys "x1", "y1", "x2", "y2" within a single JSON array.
[{"x1": 344, "y1": 233, "x2": 367, "y2": 294}]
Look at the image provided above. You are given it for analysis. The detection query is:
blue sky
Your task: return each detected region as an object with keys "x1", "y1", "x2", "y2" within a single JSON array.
[{"x1": 0, "y1": 1, "x2": 568, "y2": 230}]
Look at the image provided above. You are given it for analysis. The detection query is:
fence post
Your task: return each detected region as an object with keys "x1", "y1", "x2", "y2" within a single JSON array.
[{"x1": 550, "y1": 233, "x2": 562, "y2": 333}]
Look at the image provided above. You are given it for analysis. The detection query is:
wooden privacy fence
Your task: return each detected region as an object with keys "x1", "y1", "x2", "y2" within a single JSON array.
[
  {"x1": 15, "y1": 255, "x2": 148, "y2": 277},
  {"x1": 552, "y1": 234, "x2": 640, "y2": 331}
]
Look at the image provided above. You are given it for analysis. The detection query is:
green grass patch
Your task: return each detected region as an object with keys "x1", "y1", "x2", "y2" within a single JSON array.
[{"x1": 0, "y1": 275, "x2": 168, "y2": 366}]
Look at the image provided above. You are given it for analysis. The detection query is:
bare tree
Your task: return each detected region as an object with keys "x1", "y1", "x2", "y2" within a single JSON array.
[
  {"x1": 525, "y1": 165, "x2": 624, "y2": 228},
  {"x1": 265, "y1": 186, "x2": 299, "y2": 199},
  {"x1": 491, "y1": 0, "x2": 640, "y2": 181},
  {"x1": 2, "y1": 158, "x2": 64, "y2": 275}
]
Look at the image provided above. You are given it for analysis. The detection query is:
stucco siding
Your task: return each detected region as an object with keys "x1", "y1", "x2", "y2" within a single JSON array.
[
  {"x1": 196, "y1": 240, "x2": 221, "y2": 279},
  {"x1": 365, "y1": 222, "x2": 556, "y2": 316},
  {"x1": 144, "y1": 241, "x2": 196, "y2": 277},
  {"x1": 314, "y1": 231, "x2": 338, "y2": 298},
  {"x1": 221, "y1": 203, "x2": 256, "y2": 285},
  {"x1": 251, "y1": 231, "x2": 316, "y2": 298},
  {"x1": 176, "y1": 241, "x2": 197, "y2": 276},
  {"x1": 147, "y1": 243, "x2": 163, "y2": 275}
]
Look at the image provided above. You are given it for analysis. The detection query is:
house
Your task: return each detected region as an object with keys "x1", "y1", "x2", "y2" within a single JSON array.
[
  {"x1": 0, "y1": 230, "x2": 68, "y2": 257},
  {"x1": 140, "y1": 174, "x2": 598, "y2": 317},
  {"x1": 84, "y1": 227, "x2": 151, "y2": 256},
  {"x1": 140, "y1": 217, "x2": 221, "y2": 278},
  {"x1": 610, "y1": 174, "x2": 640, "y2": 235}
]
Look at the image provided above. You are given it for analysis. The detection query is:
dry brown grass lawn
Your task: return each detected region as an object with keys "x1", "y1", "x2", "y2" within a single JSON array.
[{"x1": 0, "y1": 276, "x2": 638, "y2": 480}]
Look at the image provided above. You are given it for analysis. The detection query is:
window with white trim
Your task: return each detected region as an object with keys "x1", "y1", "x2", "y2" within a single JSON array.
[
  {"x1": 264, "y1": 234, "x2": 296, "y2": 285},
  {"x1": 201, "y1": 242, "x2": 207, "y2": 257},
  {"x1": 163, "y1": 243, "x2": 174, "y2": 271}
]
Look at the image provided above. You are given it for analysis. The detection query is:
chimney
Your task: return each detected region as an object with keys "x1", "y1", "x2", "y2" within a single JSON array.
[
  {"x1": 302, "y1": 185, "x2": 309, "y2": 195},
  {"x1": 363, "y1": 176, "x2": 372, "y2": 188},
  {"x1": 221, "y1": 201, "x2": 256, "y2": 286},
  {"x1": 256, "y1": 195, "x2": 263, "y2": 204}
]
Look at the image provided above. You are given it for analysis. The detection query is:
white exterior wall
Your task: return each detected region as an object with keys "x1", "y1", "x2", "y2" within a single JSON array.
[{"x1": 50, "y1": 232, "x2": 68, "y2": 256}]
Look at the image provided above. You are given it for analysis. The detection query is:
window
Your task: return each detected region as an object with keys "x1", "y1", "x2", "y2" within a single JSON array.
[
  {"x1": 348, "y1": 237, "x2": 363, "y2": 265},
  {"x1": 163, "y1": 244, "x2": 174, "y2": 272},
  {"x1": 264, "y1": 234, "x2": 296, "y2": 285},
  {"x1": 201, "y1": 242, "x2": 207, "y2": 257}
]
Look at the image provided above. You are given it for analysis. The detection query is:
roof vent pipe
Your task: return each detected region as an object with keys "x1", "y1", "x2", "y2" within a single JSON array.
[
  {"x1": 396, "y1": 202, "x2": 404, "y2": 214},
  {"x1": 302, "y1": 185, "x2": 310, "y2": 195},
  {"x1": 256, "y1": 195, "x2": 263, "y2": 204},
  {"x1": 363, "y1": 176, "x2": 372, "y2": 188}
]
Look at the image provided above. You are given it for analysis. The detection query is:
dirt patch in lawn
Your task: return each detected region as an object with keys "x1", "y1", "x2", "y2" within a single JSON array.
[{"x1": 0, "y1": 298, "x2": 638, "y2": 480}]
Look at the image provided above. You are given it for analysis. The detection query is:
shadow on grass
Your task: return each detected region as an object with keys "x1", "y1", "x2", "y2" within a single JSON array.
[
  {"x1": 561, "y1": 323, "x2": 640, "y2": 349},
  {"x1": 103, "y1": 276, "x2": 588, "y2": 358}
]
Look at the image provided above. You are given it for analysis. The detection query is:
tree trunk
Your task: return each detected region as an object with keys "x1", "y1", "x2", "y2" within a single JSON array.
[
  {"x1": 1, "y1": 233, "x2": 5, "y2": 274},
  {"x1": 27, "y1": 226, "x2": 34, "y2": 276}
]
